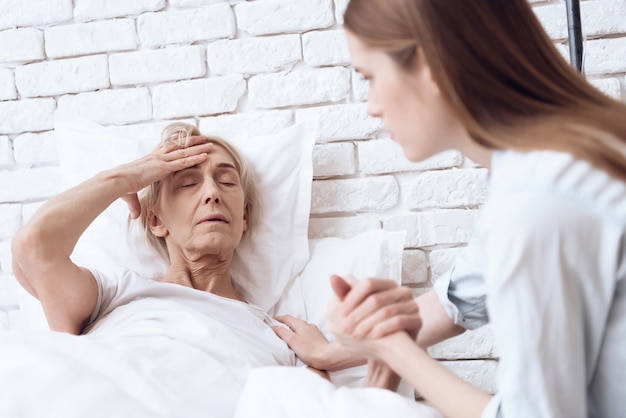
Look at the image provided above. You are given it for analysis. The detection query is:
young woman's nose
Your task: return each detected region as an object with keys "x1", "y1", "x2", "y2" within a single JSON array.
[{"x1": 367, "y1": 96, "x2": 382, "y2": 118}]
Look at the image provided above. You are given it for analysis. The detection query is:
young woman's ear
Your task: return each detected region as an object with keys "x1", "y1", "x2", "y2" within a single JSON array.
[
  {"x1": 149, "y1": 210, "x2": 168, "y2": 238},
  {"x1": 412, "y1": 47, "x2": 441, "y2": 96}
]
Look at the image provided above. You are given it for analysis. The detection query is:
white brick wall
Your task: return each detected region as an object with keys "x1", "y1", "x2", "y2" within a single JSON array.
[
  {"x1": 44, "y1": 19, "x2": 138, "y2": 59},
  {"x1": 206, "y1": 35, "x2": 301, "y2": 75},
  {"x1": 0, "y1": 0, "x2": 625, "y2": 397},
  {"x1": 109, "y1": 45, "x2": 205, "y2": 85},
  {"x1": 16, "y1": 55, "x2": 110, "y2": 97}
]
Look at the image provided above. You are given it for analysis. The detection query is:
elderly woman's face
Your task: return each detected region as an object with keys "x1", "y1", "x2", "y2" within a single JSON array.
[{"x1": 152, "y1": 145, "x2": 247, "y2": 261}]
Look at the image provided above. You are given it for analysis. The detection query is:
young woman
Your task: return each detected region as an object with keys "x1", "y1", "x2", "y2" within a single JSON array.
[{"x1": 275, "y1": 1, "x2": 626, "y2": 417}]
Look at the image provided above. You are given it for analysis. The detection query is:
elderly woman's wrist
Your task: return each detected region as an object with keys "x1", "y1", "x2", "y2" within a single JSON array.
[{"x1": 315, "y1": 342, "x2": 368, "y2": 371}]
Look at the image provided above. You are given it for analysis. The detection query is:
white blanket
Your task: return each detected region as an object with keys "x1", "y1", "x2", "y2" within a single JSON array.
[
  {"x1": 0, "y1": 296, "x2": 296, "y2": 418},
  {"x1": 235, "y1": 367, "x2": 443, "y2": 418}
]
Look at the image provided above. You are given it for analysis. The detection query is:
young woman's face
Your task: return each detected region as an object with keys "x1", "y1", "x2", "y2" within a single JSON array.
[
  {"x1": 152, "y1": 145, "x2": 248, "y2": 262},
  {"x1": 345, "y1": 30, "x2": 466, "y2": 162}
]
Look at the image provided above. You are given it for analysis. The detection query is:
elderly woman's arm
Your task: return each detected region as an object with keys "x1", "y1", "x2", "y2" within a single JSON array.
[{"x1": 12, "y1": 138, "x2": 213, "y2": 334}]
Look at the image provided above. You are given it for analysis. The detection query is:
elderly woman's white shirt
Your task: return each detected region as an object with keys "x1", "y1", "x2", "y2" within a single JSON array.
[{"x1": 435, "y1": 149, "x2": 626, "y2": 418}]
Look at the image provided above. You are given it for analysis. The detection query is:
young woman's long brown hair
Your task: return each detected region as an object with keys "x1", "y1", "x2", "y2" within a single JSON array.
[{"x1": 344, "y1": 0, "x2": 626, "y2": 182}]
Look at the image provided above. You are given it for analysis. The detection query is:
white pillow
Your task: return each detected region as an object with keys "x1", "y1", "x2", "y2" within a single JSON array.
[
  {"x1": 282, "y1": 229, "x2": 411, "y2": 394},
  {"x1": 52, "y1": 115, "x2": 315, "y2": 313},
  {"x1": 299, "y1": 229, "x2": 406, "y2": 334}
]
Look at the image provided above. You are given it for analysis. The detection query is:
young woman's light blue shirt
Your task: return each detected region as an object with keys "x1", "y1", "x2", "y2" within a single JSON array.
[{"x1": 435, "y1": 150, "x2": 626, "y2": 418}]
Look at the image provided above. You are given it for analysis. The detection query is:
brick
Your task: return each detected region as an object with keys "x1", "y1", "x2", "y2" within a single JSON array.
[
  {"x1": 236, "y1": 0, "x2": 334, "y2": 36},
  {"x1": 352, "y1": 69, "x2": 369, "y2": 102},
  {"x1": 296, "y1": 103, "x2": 382, "y2": 142},
  {"x1": 439, "y1": 360, "x2": 498, "y2": 394},
  {"x1": 74, "y1": 0, "x2": 165, "y2": 22},
  {"x1": 585, "y1": 37, "x2": 626, "y2": 75},
  {"x1": 207, "y1": 35, "x2": 301, "y2": 75},
  {"x1": 359, "y1": 139, "x2": 463, "y2": 174},
  {"x1": 250, "y1": 67, "x2": 350, "y2": 108},
  {"x1": 401, "y1": 169, "x2": 488, "y2": 210},
  {"x1": 588, "y1": 78, "x2": 622, "y2": 100},
  {"x1": 0, "y1": 204, "x2": 21, "y2": 239},
  {"x1": 0, "y1": 99, "x2": 55, "y2": 135},
  {"x1": 313, "y1": 142, "x2": 356, "y2": 178},
  {"x1": 0, "y1": 136, "x2": 11, "y2": 166},
  {"x1": 384, "y1": 210, "x2": 478, "y2": 248},
  {"x1": 334, "y1": 0, "x2": 349, "y2": 24},
  {"x1": 153, "y1": 75, "x2": 246, "y2": 119},
  {"x1": 16, "y1": 55, "x2": 109, "y2": 98},
  {"x1": 0, "y1": 276, "x2": 19, "y2": 307},
  {"x1": 311, "y1": 176, "x2": 399, "y2": 214},
  {"x1": 22, "y1": 201, "x2": 45, "y2": 224},
  {"x1": 0, "y1": 0, "x2": 72, "y2": 31},
  {"x1": 429, "y1": 325, "x2": 496, "y2": 360},
  {"x1": 308, "y1": 215, "x2": 381, "y2": 239},
  {"x1": 0, "y1": 166, "x2": 61, "y2": 203},
  {"x1": 110, "y1": 46, "x2": 205, "y2": 85},
  {"x1": 170, "y1": 0, "x2": 232, "y2": 6},
  {"x1": 45, "y1": 19, "x2": 138, "y2": 59},
  {"x1": 428, "y1": 247, "x2": 463, "y2": 283},
  {"x1": 0, "y1": 240, "x2": 10, "y2": 273},
  {"x1": 58, "y1": 89, "x2": 152, "y2": 126},
  {"x1": 0, "y1": 240, "x2": 11, "y2": 275},
  {"x1": 533, "y1": 4, "x2": 568, "y2": 40},
  {"x1": 402, "y1": 249, "x2": 428, "y2": 285},
  {"x1": 105, "y1": 119, "x2": 197, "y2": 140},
  {"x1": 138, "y1": 5, "x2": 235, "y2": 47},
  {"x1": 0, "y1": 68, "x2": 16, "y2": 101},
  {"x1": 581, "y1": 0, "x2": 626, "y2": 38},
  {"x1": 554, "y1": 43, "x2": 570, "y2": 65},
  {"x1": 199, "y1": 110, "x2": 293, "y2": 136},
  {"x1": 13, "y1": 131, "x2": 59, "y2": 165},
  {"x1": 302, "y1": 30, "x2": 350, "y2": 66},
  {"x1": 536, "y1": 2, "x2": 626, "y2": 41},
  {"x1": 0, "y1": 28, "x2": 44, "y2": 63}
]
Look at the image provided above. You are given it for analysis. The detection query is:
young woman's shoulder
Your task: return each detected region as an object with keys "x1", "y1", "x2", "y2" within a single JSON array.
[{"x1": 488, "y1": 149, "x2": 626, "y2": 223}]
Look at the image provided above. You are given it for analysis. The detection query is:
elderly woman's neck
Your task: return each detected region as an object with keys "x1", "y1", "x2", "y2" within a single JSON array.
[{"x1": 163, "y1": 257, "x2": 245, "y2": 302}]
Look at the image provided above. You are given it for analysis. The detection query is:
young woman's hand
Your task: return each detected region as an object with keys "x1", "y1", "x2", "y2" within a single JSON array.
[
  {"x1": 327, "y1": 274, "x2": 422, "y2": 341},
  {"x1": 116, "y1": 136, "x2": 213, "y2": 218}
]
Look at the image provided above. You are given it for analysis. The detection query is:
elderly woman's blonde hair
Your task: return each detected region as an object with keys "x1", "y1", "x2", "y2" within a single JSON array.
[{"x1": 130, "y1": 122, "x2": 261, "y2": 262}]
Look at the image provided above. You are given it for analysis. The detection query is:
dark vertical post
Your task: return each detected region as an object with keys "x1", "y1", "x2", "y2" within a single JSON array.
[{"x1": 565, "y1": 0, "x2": 584, "y2": 73}]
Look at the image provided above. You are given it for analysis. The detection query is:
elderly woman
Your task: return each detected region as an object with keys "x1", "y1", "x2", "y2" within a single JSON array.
[{"x1": 9, "y1": 123, "x2": 297, "y2": 417}]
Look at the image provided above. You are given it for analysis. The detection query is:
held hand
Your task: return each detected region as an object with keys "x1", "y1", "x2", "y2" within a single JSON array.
[
  {"x1": 327, "y1": 274, "x2": 422, "y2": 340},
  {"x1": 273, "y1": 315, "x2": 331, "y2": 370}
]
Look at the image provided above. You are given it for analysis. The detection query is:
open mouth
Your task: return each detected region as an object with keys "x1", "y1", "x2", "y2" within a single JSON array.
[{"x1": 198, "y1": 215, "x2": 229, "y2": 224}]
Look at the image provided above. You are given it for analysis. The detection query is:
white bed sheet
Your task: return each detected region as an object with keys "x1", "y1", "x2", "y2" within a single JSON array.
[
  {"x1": 0, "y1": 295, "x2": 296, "y2": 418},
  {"x1": 7, "y1": 230, "x2": 410, "y2": 417},
  {"x1": 234, "y1": 367, "x2": 443, "y2": 418}
]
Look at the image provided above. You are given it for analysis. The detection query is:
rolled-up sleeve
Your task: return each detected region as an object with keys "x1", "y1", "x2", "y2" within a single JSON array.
[{"x1": 434, "y1": 237, "x2": 489, "y2": 330}]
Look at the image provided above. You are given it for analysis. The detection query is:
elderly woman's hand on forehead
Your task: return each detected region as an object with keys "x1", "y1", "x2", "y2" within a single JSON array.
[{"x1": 119, "y1": 135, "x2": 213, "y2": 219}]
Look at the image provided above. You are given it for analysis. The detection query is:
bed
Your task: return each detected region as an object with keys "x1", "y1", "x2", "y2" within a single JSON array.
[{"x1": 0, "y1": 117, "x2": 423, "y2": 417}]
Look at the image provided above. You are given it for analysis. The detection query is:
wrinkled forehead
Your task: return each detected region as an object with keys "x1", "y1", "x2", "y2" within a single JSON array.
[
  {"x1": 205, "y1": 143, "x2": 239, "y2": 170},
  {"x1": 165, "y1": 144, "x2": 241, "y2": 182}
]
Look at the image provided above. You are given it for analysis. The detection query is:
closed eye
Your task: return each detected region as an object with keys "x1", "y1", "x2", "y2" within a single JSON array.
[{"x1": 216, "y1": 173, "x2": 239, "y2": 186}]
